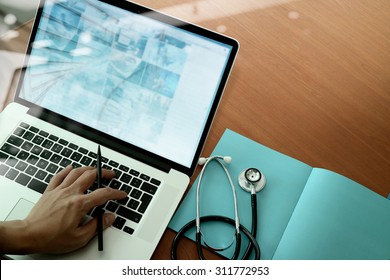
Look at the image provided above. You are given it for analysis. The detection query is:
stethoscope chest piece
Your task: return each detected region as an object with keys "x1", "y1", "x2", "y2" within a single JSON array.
[{"x1": 238, "y1": 168, "x2": 266, "y2": 193}]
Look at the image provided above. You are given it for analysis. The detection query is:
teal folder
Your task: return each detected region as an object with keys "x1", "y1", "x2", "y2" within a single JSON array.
[{"x1": 168, "y1": 129, "x2": 390, "y2": 259}]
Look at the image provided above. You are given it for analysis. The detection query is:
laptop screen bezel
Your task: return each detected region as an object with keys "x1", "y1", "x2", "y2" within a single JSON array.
[{"x1": 14, "y1": 0, "x2": 239, "y2": 176}]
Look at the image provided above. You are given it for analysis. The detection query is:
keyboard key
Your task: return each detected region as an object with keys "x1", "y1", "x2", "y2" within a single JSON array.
[
  {"x1": 120, "y1": 173, "x2": 132, "y2": 184},
  {"x1": 13, "y1": 127, "x2": 25, "y2": 137},
  {"x1": 0, "y1": 151, "x2": 8, "y2": 162},
  {"x1": 59, "y1": 158, "x2": 72, "y2": 167},
  {"x1": 21, "y1": 141, "x2": 33, "y2": 151},
  {"x1": 7, "y1": 135, "x2": 24, "y2": 147},
  {"x1": 16, "y1": 150, "x2": 29, "y2": 160},
  {"x1": 22, "y1": 131, "x2": 34, "y2": 141},
  {"x1": 27, "y1": 155, "x2": 39, "y2": 165},
  {"x1": 117, "y1": 196, "x2": 129, "y2": 205},
  {"x1": 68, "y1": 143, "x2": 78, "y2": 150},
  {"x1": 78, "y1": 147, "x2": 88, "y2": 154},
  {"x1": 49, "y1": 154, "x2": 62, "y2": 164},
  {"x1": 6, "y1": 169, "x2": 19, "y2": 180},
  {"x1": 105, "y1": 201, "x2": 119, "y2": 212},
  {"x1": 150, "y1": 178, "x2": 161, "y2": 186},
  {"x1": 35, "y1": 170, "x2": 48, "y2": 180},
  {"x1": 130, "y1": 189, "x2": 142, "y2": 199},
  {"x1": 15, "y1": 161, "x2": 28, "y2": 172},
  {"x1": 139, "y1": 193, "x2": 152, "y2": 214},
  {"x1": 1, "y1": 143, "x2": 20, "y2": 156},
  {"x1": 88, "y1": 151, "x2": 97, "y2": 158},
  {"x1": 120, "y1": 185, "x2": 132, "y2": 194},
  {"x1": 42, "y1": 139, "x2": 54, "y2": 149},
  {"x1": 108, "y1": 160, "x2": 119, "y2": 168},
  {"x1": 28, "y1": 179, "x2": 47, "y2": 194},
  {"x1": 102, "y1": 164, "x2": 111, "y2": 170},
  {"x1": 72, "y1": 162, "x2": 82, "y2": 168},
  {"x1": 19, "y1": 122, "x2": 29, "y2": 128},
  {"x1": 109, "y1": 180, "x2": 122, "y2": 189},
  {"x1": 31, "y1": 145, "x2": 43, "y2": 155},
  {"x1": 48, "y1": 134, "x2": 59, "y2": 142},
  {"x1": 41, "y1": 149, "x2": 53, "y2": 159},
  {"x1": 29, "y1": 126, "x2": 39, "y2": 133},
  {"x1": 60, "y1": 147, "x2": 72, "y2": 157},
  {"x1": 25, "y1": 165, "x2": 38, "y2": 176},
  {"x1": 70, "y1": 152, "x2": 82, "y2": 161},
  {"x1": 58, "y1": 139, "x2": 68, "y2": 146},
  {"x1": 119, "y1": 165, "x2": 129, "y2": 172},
  {"x1": 80, "y1": 156, "x2": 92, "y2": 165},
  {"x1": 117, "y1": 206, "x2": 142, "y2": 223},
  {"x1": 141, "y1": 182, "x2": 158, "y2": 195},
  {"x1": 32, "y1": 135, "x2": 44, "y2": 145},
  {"x1": 112, "y1": 216, "x2": 126, "y2": 230},
  {"x1": 46, "y1": 163, "x2": 59, "y2": 174},
  {"x1": 5, "y1": 157, "x2": 18, "y2": 167},
  {"x1": 140, "y1": 174, "x2": 150, "y2": 181},
  {"x1": 51, "y1": 144, "x2": 63, "y2": 153},
  {"x1": 15, "y1": 173, "x2": 31, "y2": 186},
  {"x1": 130, "y1": 177, "x2": 142, "y2": 188},
  {"x1": 123, "y1": 226, "x2": 134, "y2": 235},
  {"x1": 130, "y1": 169, "x2": 140, "y2": 176},
  {"x1": 127, "y1": 199, "x2": 140, "y2": 210},
  {"x1": 0, "y1": 164, "x2": 10, "y2": 176},
  {"x1": 36, "y1": 159, "x2": 49, "y2": 169},
  {"x1": 38, "y1": 130, "x2": 49, "y2": 137}
]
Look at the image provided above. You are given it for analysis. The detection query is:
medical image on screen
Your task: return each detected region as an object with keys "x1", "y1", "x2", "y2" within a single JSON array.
[
  {"x1": 21, "y1": 0, "x2": 187, "y2": 143},
  {"x1": 19, "y1": 0, "x2": 233, "y2": 167}
]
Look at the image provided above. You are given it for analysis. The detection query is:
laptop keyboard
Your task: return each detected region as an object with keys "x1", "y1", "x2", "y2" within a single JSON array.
[{"x1": 0, "y1": 122, "x2": 162, "y2": 236}]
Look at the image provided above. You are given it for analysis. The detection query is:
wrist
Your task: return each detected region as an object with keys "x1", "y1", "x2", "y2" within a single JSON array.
[{"x1": 0, "y1": 220, "x2": 37, "y2": 254}]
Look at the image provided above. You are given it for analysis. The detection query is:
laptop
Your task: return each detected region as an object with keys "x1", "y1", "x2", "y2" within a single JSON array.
[{"x1": 0, "y1": 0, "x2": 238, "y2": 259}]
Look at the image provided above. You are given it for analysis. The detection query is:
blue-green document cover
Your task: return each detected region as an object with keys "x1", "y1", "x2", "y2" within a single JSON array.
[{"x1": 169, "y1": 129, "x2": 390, "y2": 259}]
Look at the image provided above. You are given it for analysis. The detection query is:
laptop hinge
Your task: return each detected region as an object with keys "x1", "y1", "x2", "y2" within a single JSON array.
[{"x1": 27, "y1": 107, "x2": 171, "y2": 173}]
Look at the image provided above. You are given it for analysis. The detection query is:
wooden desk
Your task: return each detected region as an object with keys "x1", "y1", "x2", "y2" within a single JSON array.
[{"x1": 1, "y1": 0, "x2": 389, "y2": 259}]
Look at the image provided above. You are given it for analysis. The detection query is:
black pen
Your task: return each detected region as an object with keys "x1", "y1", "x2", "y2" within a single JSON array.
[{"x1": 97, "y1": 145, "x2": 103, "y2": 251}]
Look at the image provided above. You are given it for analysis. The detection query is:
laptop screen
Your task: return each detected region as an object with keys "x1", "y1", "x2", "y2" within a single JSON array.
[{"x1": 18, "y1": 0, "x2": 238, "y2": 171}]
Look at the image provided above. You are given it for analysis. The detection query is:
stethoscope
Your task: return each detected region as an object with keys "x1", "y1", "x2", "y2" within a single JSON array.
[{"x1": 171, "y1": 155, "x2": 265, "y2": 260}]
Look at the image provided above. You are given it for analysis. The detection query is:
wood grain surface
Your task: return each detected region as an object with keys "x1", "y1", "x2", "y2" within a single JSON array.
[{"x1": 1, "y1": 0, "x2": 389, "y2": 259}]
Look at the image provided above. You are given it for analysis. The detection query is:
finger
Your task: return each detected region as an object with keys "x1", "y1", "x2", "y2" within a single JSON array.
[
  {"x1": 74, "y1": 169, "x2": 116, "y2": 194},
  {"x1": 58, "y1": 166, "x2": 94, "y2": 189},
  {"x1": 86, "y1": 188, "x2": 127, "y2": 208},
  {"x1": 102, "y1": 169, "x2": 116, "y2": 180},
  {"x1": 45, "y1": 165, "x2": 73, "y2": 192},
  {"x1": 76, "y1": 213, "x2": 116, "y2": 245}
]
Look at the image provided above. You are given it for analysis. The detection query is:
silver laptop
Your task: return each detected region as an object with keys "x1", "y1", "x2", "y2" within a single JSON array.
[{"x1": 0, "y1": 0, "x2": 238, "y2": 259}]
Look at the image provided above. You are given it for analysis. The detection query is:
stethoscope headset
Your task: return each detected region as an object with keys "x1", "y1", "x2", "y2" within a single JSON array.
[{"x1": 171, "y1": 155, "x2": 266, "y2": 260}]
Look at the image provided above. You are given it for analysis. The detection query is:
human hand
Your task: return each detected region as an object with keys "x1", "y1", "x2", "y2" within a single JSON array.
[{"x1": 21, "y1": 165, "x2": 127, "y2": 254}]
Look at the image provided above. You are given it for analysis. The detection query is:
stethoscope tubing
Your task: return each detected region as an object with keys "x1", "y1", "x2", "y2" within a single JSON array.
[
  {"x1": 171, "y1": 155, "x2": 262, "y2": 260},
  {"x1": 171, "y1": 214, "x2": 260, "y2": 260},
  {"x1": 196, "y1": 156, "x2": 240, "y2": 233}
]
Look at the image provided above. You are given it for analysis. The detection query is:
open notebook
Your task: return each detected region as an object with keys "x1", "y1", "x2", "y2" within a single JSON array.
[{"x1": 169, "y1": 129, "x2": 390, "y2": 259}]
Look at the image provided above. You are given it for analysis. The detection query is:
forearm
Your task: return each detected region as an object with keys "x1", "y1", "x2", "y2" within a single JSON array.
[{"x1": 0, "y1": 220, "x2": 36, "y2": 255}]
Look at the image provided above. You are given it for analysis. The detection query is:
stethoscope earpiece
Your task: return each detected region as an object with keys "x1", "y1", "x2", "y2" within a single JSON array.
[
  {"x1": 198, "y1": 157, "x2": 208, "y2": 165},
  {"x1": 198, "y1": 156, "x2": 232, "y2": 165}
]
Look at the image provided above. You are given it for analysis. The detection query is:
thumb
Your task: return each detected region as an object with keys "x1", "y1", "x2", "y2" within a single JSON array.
[
  {"x1": 79, "y1": 213, "x2": 116, "y2": 243},
  {"x1": 102, "y1": 213, "x2": 116, "y2": 229}
]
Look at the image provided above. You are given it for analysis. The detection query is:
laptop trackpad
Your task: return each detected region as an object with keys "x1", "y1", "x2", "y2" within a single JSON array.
[{"x1": 6, "y1": 198, "x2": 35, "y2": 221}]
